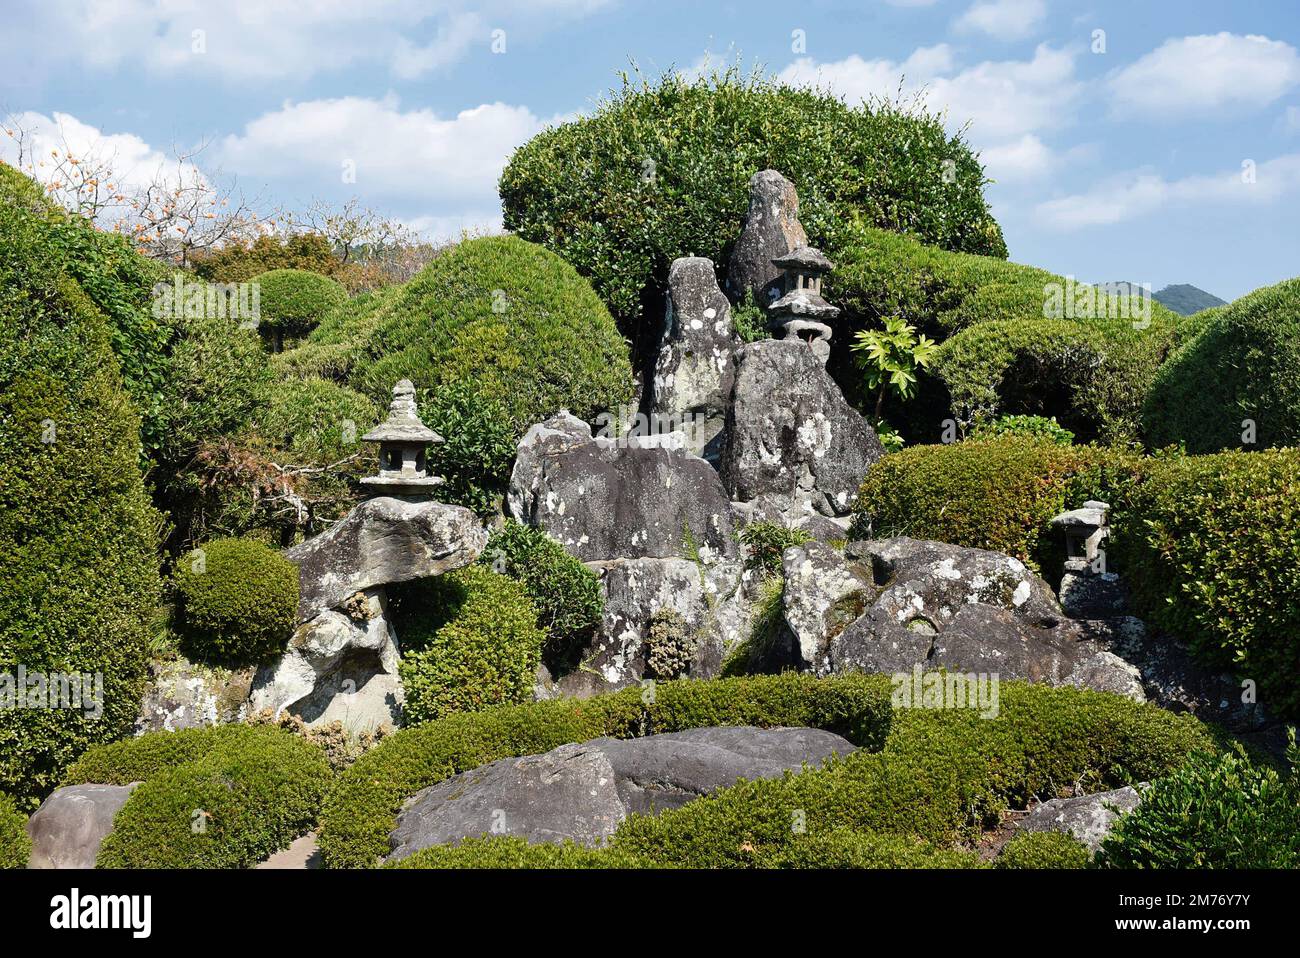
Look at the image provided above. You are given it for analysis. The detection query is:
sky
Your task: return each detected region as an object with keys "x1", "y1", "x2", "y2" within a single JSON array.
[{"x1": 2, "y1": 0, "x2": 1298, "y2": 300}]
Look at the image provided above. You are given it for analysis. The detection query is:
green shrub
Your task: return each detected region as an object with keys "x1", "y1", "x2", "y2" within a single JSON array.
[
  {"x1": 193, "y1": 233, "x2": 340, "y2": 286},
  {"x1": 996, "y1": 831, "x2": 1091, "y2": 869},
  {"x1": 172, "y1": 537, "x2": 300, "y2": 665},
  {"x1": 480, "y1": 521, "x2": 603, "y2": 675},
  {"x1": 346, "y1": 235, "x2": 633, "y2": 437},
  {"x1": 65, "y1": 724, "x2": 246, "y2": 786},
  {"x1": 609, "y1": 681, "x2": 1212, "y2": 868},
  {"x1": 1100, "y1": 741, "x2": 1300, "y2": 869},
  {"x1": 393, "y1": 565, "x2": 546, "y2": 725},
  {"x1": 257, "y1": 376, "x2": 378, "y2": 463},
  {"x1": 501, "y1": 68, "x2": 1005, "y2": 344},
  {"x1": 254, "y1": 268, "x2": 348, "y2": 341},
  {"x1": 1143, "y1": 278, "x2": 1300, "y2": 453},
  {"x1": 970, "y1": 414, "x2": 1074, "y2": 446},
  {"x1": 0, "y1": 793, "x2": 30, "y2": 868},
  {"x1": 317, "y1": 672, "x2": 894, "y2": 868},
  {"x1": 388, "y1": 835, "x2": 656, "y2": 869},
  {"x1": 759, "y1": 829, "x2": 984, "y2": 869},
  {"x1": 93, "y1": 724, "x2": 332, "y2": 868},
  {"x1": 424, "y1": 381, "x2": 518, "y2": 517},
  {"x1": 740, "y1": 522, "x2": 814, "y2": 576},
  {"x1": 272, "y1": 285, "x2": 401, "y2": 383},
  {"x1": 852, "y1": 437, "x2": 1137, "y2": 570},
  {"x1": 1108, "y1": 449, "x2": 1300, "y2": 716},
  {"x1": 0, "y1": 184, "x2": 161, "y2": 808}
]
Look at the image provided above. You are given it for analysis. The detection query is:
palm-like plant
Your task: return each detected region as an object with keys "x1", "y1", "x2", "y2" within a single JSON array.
[{"x1": 850, "y1": 316, "x2": 938, "y2": 419}]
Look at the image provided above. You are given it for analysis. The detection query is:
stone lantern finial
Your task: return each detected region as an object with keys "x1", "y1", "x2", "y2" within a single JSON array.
[
  {"x1": 768, "y1": 245, "x2": 839, "y2": 363},
  {"x1": 361, "y1": 380, "x2": 444, "y2": 497}
]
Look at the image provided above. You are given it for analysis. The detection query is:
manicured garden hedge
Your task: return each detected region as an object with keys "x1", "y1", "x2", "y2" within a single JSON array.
[
  {"x1": 996, "y1": 831, "x2": 1091, "y2": 869},
  {"x1": 0, "y1": 793, "x2": 30, "y2": 869},
  {"x1": 318, "y1": 672, "x2": 894, "y2": 868},
  {"x1": 69, "y1": 724, "x2": 332, "y2": 869},
  {"x1": 1143, "y1": 278, "x2": 1300, "y2": 453},
  {"x1": 388, "y1": 835, "x2": 657, "y2": 869},
  {"x1": 254, "y1": 268, "x2": 349, "y2": 340}
]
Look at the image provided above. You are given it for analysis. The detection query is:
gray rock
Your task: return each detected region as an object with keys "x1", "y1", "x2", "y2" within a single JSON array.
[
  {"x1": 779, "y1": 541, "x2": 873, "y2": 670},
  {"x1": 386, "y1": 726, "x2": 854, "y2": 860},
  {"x1": 248, "y1": 588, "x2": 402, "y2": 731},
  {"x1": 725, "y1": 170, "x2": 809, "y2": 309},
  {"x1": 135, "y1": 658, "x2": 253, "y2": 734},
  {"x1": 26, "y1": 783, "x2": 140, "y2": 869},
  {"x1": 1058, "y1": 569, "x2": 1130, "y2": 619},
  {"x1": 720, "y1": 339, "x2": 883, "y2": 517},
  {"x1": 1017, "y1": 785, "x2": 1145, "y2": 853},
  {"x1": 288, "y1": 495, "x2": 486, "y2": 620},
  {"x1": 507, "y1": 411, "x2": 738, "y2": 562},
  {"x1": 648, "y1": 257, "x2": 737, "y2": 461}
]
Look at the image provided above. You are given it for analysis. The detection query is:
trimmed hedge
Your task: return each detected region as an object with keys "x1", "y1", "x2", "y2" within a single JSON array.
[
  {"x1": 852, "y1": 437, "x2": 1137, "y2": 570},
  {"x1": 996, "y1": 831, "x2": 1091, "y2": 869},
  {"x1": 89, "y1": 724, "x2": 332, "y2": 869},
  {"x1": 254, "y1": 268, "x2": 348, "y2": 338},
  {"x1": 1108, "y1": 449, "x2": 1300, "y2": 716},
  {"x1": 1144, "y1": 278, "x2": 1300, "y2": 453},
  {"x1": 759, "y1": 829, "x2": 984, "y2": 869},
  {"x1": 0, "y1": 793, "x2": 30, "y2": 868},
  {"x1": 257, "y1": 376, "x2": 378, "y2": 463},
  {"x1": 317, "y1": 672, "x2": 894, "y2": 868},
  {"x1": 388, "y1": 835, "x2": 657, "y2": 869},
  {"x1": 607, "y1": 681, "x2": 1212, "y2": 868},
  {"x1": 0, "y1": 177, "x2": 162, "y2": 808},
  {"x1": 501, "y1": 69, "x2": 1005, "y2": 342},
  {"x1": 393, "y1": 564, "x2": 546, "y2": 725},
  {"x1": 172, "y1": 537, "x2": 300, "y2": 666}
]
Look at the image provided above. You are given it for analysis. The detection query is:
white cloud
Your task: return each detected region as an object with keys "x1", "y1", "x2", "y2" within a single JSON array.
[
  {"x1": 1036, "y1": 153, "x2": 1300, "y2": 229},
  {"x1": 1109, "y1": 33, "x2": 1300, "y2": 118},
  {"x1": 779, "y1": 45, "x2": 956, "y2": 102},
  {"x1": 1279, "y1": 105, "x2": 1300, "y2": 135},
  {"x1": 954, "y1": 0, "x2": 1046, "y2": 41},
  {"x1": 980, "y1": 134, "x2": 1055, "y2": 181}
]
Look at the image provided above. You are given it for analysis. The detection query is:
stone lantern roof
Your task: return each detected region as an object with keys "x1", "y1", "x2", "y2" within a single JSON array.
[
  {"x1": 772, "y1": 245, "x2": 834, "y2": 273},
  {"x1": 361, "y1": 380, "x2": 445, "y2": 496}
]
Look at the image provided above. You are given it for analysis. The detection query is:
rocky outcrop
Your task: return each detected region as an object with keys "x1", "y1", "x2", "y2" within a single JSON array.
[
  {"x1": 720, "y1": 339, "x2": 883, "y2": 518},
  {"x1": 386, "y1": 726, "x2": 854, "y2": 860},
  {"x1": 507, "y1": 411, "x2": 738, "y2": 563},
  {"x1": 779, "y1": 541, "x2": 873, "y2": 669},
  {"x1": 648, "y1": 257, "x2": 737, "y2": 461},
  {"x1": 1016, "y1": 785, "x2": 1145, "y2": 853},
  {"x1": 135, "y1": 658, "x2": 254, "y2": 734},
  {"x1": 25, "y1": 783, "x2": 140, "y2": 869},
  {"x1": 725, "y1": 170, "x2": 808, "y2": 309}
]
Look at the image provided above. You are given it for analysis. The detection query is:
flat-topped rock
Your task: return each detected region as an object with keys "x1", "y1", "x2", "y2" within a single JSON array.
[{"x1": 26, "y1": 783, "x2": 140, "y2": 869}]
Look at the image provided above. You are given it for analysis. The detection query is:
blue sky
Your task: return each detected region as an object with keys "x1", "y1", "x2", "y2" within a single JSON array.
[{"x1": 3, "y1": 0, "x2": 1298, "y2": 300}]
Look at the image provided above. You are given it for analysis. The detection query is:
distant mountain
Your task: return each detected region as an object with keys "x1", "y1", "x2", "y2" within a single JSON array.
[{"x1": 1099, "y1": 282, "x2": 1227, "y2": 316}]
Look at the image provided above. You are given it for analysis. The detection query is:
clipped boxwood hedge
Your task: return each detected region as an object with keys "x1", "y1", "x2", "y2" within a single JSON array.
[
  {"x1": 1143, "y1": 277, "x2": 1300, "y2": 453},
  {"x1": 995, "y1": 831, "x2": 1091, "y2": 869},
  {"x1": 758, "y1": 829, "x2": 984, "y2": 869},
  {"x1": 388, "y1": 835, "x2": 657, "y2": 869},
  {"x1": 254, "y1": 268, "x2": 348, "y2": 338},
  {"x1": 318, "y1": 672, "x2": 894, "y2": 868},
  {"x1": 0, "y1": 792, "x2": 30, "y2": 868},
  {"x1": 71, "y1": 724, "x2": 332, "y2": 869}
]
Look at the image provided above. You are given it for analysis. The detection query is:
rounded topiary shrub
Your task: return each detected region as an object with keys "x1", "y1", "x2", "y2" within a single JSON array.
[
  {"x1": 759, "y1": 830, "x2": 984, "y2": 869},
  {"x1": 996, "y1": 831, "x2": 1091, "y2": 869},
  {"x1": 254, "y1": 268, "x2": 348, "y2": 342},
  {"x1": 1143, "y1": 277, "x2": 1300, "y2": 453},
  {"x1": 172, "y1": 537, "x2": 300, "y2": 665},
  {"x1": 389, "y1": 836, "x2": 655, "y2": 869},
  {"x1": 91, "y1": 724, "x2": 332, "y2": 869},
  {"x1": 0, "y1": 793, "x2": 30, "y2": 868},
  {"x1": 258, "y1": 376, "x2": 378, "y2": 462},
  {"x1": 392, "y1": 564, "x2": 546, "y2": 725}
]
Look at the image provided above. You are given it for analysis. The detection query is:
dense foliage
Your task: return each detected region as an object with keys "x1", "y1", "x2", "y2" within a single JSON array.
[
  {"x1": 0, "y1": 170, "x2": 162, "y2": 808},
  {"x1": 422, "y1": 381, "x2": 517, "y2": 517},
  {"x1": 254, "y1": 268, "x2": 349, "y2": 342},
  {"x1": 0, "y1": 793, "x2": 29, "y2": 868},
  {"x1": 393, "y1": 565, "x2": 546, "y2": 725},
  {"x1": 1143, "y1": 278, "x2": 1300, "y2": 453},
  {"x1": 996, "y1": 831, "x2": 1091, "y2": 869},
  {"x1": 172, "y1": 538, "x2": 300, "y2": 665},
  {"x1": 389, "y1": 835, "x2": 656, "y2": 869},
  {"x1": 193, "y1": 233, "x2": 340, "y2": 285},
  {"x1": 969, "y1": 414, "x2": 1075, "y2": 446}
]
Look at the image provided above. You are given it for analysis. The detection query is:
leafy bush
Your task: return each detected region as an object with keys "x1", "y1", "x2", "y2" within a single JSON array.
[
  {"x1": 739, "y1": 521, "x2": 814, "y2": 576},
  {"x1": 389, "y1": 835, "x2": 656, "y2": 869},
  {"x1": 970, "y1": 414, "x2": 1074, "y2": 446},
  {"x1": 257, "y1": 376, "x2": 378, "y2": 463},
  {"x1": 1143, "y1": 278, "x2": 1300, "y2": 453},
  {"x1": 91, "y1": 724, "x2": 332, "y2": 868},
  {"x1": 423, "y1": 381, "x2": 517, "y2": 517},
  {"x1": 317, "y1": 672, "x2": 894, "y2": 868},
  {"x1": 65, "y1": 724, "x2": 247, "y2": 785},
  {"x1": 0, "y1": 793, "x2": 30, "y2": 868},
  {"x1": 480, "y1": 520, "x2": 603, "y2": 675},
  {"x1": 393, "y1": 564, "x2": 546, "y2": 725},
  {"x1": 501, "y1": 68, "x2": 1005, "y2": 346},
  {"x1": 852, "y1": 437, "x2": 1137, "y2": 570},
  {"x1": 850, "y1": 316, "x2": 937, "y2": 420},
  {"x1": 759, "y1": 829, "x2": 984, "y2": 869},
  {"x1": 1108, "y1": 449, "x2": 1300, "y2": 716},
  {"x1": 1100, "y1": 741, "x2": 1300, "y2": 869},
  {"x1": 0, "y1": 184, "x2": 161, "y2": 808},
  {"x1": 254, "y1": 268, "x2": 349, "y2": 342},
  {"x1": 193, "y1": 233, "x2": 341, "y2": 286},
  {"x1": 609, "y1": 681, "x2": 1212, "y2": 868},
  {"x1": 996, "y1": 831, "x2": 1091, "y2": 869},
  {"x1": 346, "y1": 235, "x2": 633, "y2": 436},
  {"x1": 172, "y1": 537, "x2": 300, "y2": 665}
]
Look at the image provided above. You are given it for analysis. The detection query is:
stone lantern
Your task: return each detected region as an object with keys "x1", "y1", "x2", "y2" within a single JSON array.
[
  {"x1": 361, "y1": 379, "x2": 444, "y2": 497},
  {"x1": 768, "y1": 245, "x2": 839, "y2": 363},
  {"x1": 1050, "y1": 500, "x2": 1110, "y2": 573}
]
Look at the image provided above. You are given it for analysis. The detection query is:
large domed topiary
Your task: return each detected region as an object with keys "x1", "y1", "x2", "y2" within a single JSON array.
[
  {"x1": 255, "y1": 268, "x2": 349, "y2": 343},
  {"x1": 1143, "y1": 278, "x2": 1300, "y2": 453},
  {"x1": 172, "y1": 537, "x2": 300, "y2": 665}
]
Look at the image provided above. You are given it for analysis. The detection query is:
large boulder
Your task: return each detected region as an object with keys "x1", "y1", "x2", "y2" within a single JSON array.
[
  {"x1": 1016, "y1": 785, "x2": 1145, "y2": 853},
  {"x1": 386, "y1": 726, "x2": 854, "y2": 860},
  {"x1": 648, "y1": 257, "x2": 737, "y2": 461},
  {"x1": 778, "y1": 541, "x2": 874, "y2": 670},
  {"x1": 720, "y1": 339, "x2": 883, "y2": 517},
  {"x1": 508, "y1": 411, "x2": 738, "y2": 563},
  {"x1": 135, "y1": 658, "x2": 254, "y2": 734},
  {"x1": 25, "y1": 783, "x2": 140, "y2": 869},
  {"x1": 287, "y1": 495, "x2": 486, "y2": 621},
  {"x1": 725, "y1": 170, "x2": 808, "y2": 309}
]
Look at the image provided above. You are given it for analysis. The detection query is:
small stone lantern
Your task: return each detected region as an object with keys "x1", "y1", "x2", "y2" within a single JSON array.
[
  {"x1": 1050, "y1": 500, "x2": 1110, "y2": 573},
  {"x1": 768, "y1": 245, "x2": 840, "y2": 363},
  {"x1": 361, "y1": 380, "x2": 444, "y2": 497}
]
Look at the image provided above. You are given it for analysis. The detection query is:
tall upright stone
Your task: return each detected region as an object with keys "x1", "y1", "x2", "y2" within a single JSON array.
[{"x1": 725, "y1": 170, "x2": 808, "y2": 309}]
